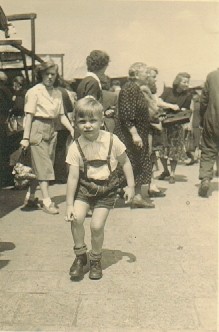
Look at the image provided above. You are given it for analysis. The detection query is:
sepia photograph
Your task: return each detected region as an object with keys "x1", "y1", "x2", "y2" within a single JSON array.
[{"x1": 0, "y1": 0, "x2": 218, "y2": 331}]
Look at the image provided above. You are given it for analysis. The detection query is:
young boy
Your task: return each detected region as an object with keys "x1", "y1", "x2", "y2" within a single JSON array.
[{"x1": 65, "y1": 96, "x2": 135, "y2": 280}]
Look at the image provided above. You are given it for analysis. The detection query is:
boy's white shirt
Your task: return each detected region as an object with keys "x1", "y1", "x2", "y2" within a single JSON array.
[{"x1": 66, "y1": 130, "x2": 126, "y2": 180}]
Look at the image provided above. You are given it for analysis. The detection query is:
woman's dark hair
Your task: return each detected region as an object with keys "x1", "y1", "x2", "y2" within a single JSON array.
[
  {"x1": 35, "y1": 61, "x2": 60, "y2": 87},
  {"x1": 86, "y1": 50, "x2": 110, "y2": 72},
  {"x1": 173, "y1": 72, "x2": 190, "y2": 89}
]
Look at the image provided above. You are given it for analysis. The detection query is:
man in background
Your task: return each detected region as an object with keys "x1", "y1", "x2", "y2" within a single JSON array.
[{"x1": 198, "y1": 68, "x2": 219, "y2": 197}]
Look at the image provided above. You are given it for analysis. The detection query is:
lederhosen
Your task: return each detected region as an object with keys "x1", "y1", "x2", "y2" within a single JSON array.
[{"x1": 75, "y1": 133, "x2": 119, "y2": 198}]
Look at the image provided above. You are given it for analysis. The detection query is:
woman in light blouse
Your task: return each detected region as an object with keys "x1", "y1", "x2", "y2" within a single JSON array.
[{"x1": 20, "y1": 61, "x2": 74, "y2": 214}]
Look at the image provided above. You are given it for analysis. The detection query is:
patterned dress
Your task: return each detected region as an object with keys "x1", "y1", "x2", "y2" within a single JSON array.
[
  {"x1": 114, "y1": 81, "x2": 152, "y2": 186},
  {"x1": 159, "y1": 87, "x2": 192, "y2": 161}
]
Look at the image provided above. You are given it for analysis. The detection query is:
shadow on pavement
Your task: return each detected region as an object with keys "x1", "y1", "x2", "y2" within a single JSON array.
[
  {"x1": 155, "y1": 174, "x2": 187, "y2": 182},
  {"x1": 101, "y1": 248, "x2": 136, "y2": 270},
  {"x1": 209, "y1": 182, "x2": 219, "y2": 196},
  {"x1": 195, "y1": 181, "x2": 219, "y2": 197},
  {"x1": 174, "y1": 174, "x2": 188, "y2": 182},
  {"x1": 0, "y1": 187, "x2": 26, "y2": 218},
  {"x1": 0, "y1": 241, "x2": 16, "y2": 252},
  {"x1": 0, "y1": 241, "x2": 16, "y2": 270},
  {"x1": 0, "y1": 260, "x2": 10, "y2": 269},
  {"x1": 53, "y1": 195, "x2": 66, "y2": 205}
]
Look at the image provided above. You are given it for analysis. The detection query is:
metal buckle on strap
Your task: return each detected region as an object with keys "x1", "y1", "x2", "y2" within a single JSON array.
[{"x1": 93, "y1": 185, "x2": 100, "y2": 196}]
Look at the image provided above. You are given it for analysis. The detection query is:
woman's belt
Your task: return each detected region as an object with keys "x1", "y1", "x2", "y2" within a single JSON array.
[{"x1": 33, "y1": 116, "x2": 55, "y2": 122}]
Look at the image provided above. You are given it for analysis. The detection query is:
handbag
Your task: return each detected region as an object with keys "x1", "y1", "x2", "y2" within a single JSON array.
[
  {"x1": 12, "y1": 149, "x2": 36, "y2": 188},
  {"x1": 162, "y1": 110, "x2": 191, "y2": 127},
  {"x1": 6, "y1": 113, "x2": 24, "y2": 134},
  {"x1": 7, "y1": 114, "x2": 18, "y2": 133}
]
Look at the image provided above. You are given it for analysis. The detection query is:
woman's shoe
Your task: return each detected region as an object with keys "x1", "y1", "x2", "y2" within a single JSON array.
[
  {"x1": 148, "y1": 190, "x2": 166, "y2": 198},
  {"x1": 130, "y1": 197, "x2": 155, "y2": 209},
  {"x1": 158, "y1": 171, "x2": 170, "y2": 180},
  {"x1": 169, "y1": 176, "x2": 175, "y2": 184},
  {"x1": 42, "y1": 203, "x2": 59, "y2": 214}
]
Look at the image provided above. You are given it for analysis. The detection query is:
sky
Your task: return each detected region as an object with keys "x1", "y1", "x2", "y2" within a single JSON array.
[{"x1": 1, "y1": 0, "x2": 219, "y2": 92}]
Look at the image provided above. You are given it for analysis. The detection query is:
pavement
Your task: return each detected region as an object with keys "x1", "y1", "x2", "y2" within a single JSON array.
[{"x1": 0, "y1": 161, "x2": 218, "y2": 332}]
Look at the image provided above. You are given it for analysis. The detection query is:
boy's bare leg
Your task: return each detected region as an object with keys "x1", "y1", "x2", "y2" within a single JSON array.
[
  {"x1": 69, "y1": 200, "x2": 90, "y2": 279},
  {"x1": 71, "y1": 200, "x2": 90, "y2": 248},
  {"x1": 89, "y1": 207, "x2": 110, "y2": 279},
  {"x1": 90, "y1": 208, "x2": 110, "y2": 254}
]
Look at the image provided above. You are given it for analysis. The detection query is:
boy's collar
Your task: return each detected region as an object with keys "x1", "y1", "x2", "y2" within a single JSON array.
[{"x1": 79, "y1": 130, "x2": 104, "y2": 147}]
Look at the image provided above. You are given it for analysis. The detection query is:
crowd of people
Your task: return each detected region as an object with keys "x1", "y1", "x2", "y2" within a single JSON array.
[{"x1": 0, "y1": 49, "x2": 218, "y2": 280}]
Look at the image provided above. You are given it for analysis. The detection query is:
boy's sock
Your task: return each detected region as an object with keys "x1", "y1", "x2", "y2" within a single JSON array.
[
  {"x1": 89, "y1": 250, "x2": 102, "y2": 261},
  {"x1": 74, "y1": 245, "x2": 87, "y2": 256}
]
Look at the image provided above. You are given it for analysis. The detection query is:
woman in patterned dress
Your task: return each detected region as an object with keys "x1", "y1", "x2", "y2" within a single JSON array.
[
  {"x1": 158, "y1": 72, "x2": 193, "y2": 183},
  {"x1": 115, "y1": 62, "x2": 154, "y2": 208}
]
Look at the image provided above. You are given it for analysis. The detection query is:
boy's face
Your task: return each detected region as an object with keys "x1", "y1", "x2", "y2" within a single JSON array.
[{"x1": 76, "y1": 113, "x2": 103, "y2": 141}]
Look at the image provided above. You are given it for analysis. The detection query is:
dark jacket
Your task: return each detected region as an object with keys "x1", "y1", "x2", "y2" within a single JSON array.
[
  {"x1": 0, "y1": 83, "x2": 13, "y2": 124},
  {"x1": 77, "y1": 76, "x2": 101, "y2": 101},
  {"x1": 200, "y1": 69, "x2": 219, "y2": 137}
]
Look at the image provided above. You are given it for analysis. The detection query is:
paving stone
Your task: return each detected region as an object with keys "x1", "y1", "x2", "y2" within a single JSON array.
[
  {"x1": 0, "y1": 292, "x2": 23, "y2": 324},
  {"x1": 3, "y1": 271, "x2": 62, "y2": 292},
  {"x1": 0, "y1": 270, "x2": 12, "y2": 290},
  {"x1": 12, "y1": 293, "x2": 79, "y2": 326},
  {"x1": 194, "y1": 298, "x2": 217, "y2": 330},
  {"x1": 137, "y1": 296, "x2": 199, "y2": 329},
  {"x1": 0, "y1": 162, "x2": 217, "y2": 331},
  {"x1": 76, "y1": 294, "x2": 139, "y2": 329}
]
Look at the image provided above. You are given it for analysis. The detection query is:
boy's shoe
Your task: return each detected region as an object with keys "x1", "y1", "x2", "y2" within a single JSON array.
[
  {"x1": 89, "y1": 260, "x2": 102, "y2": 280},
  {"x1": 158, "y1": 171, "x2": 170, "y2": 180},
  {"x1": 21, "y1": 198, "x2": 40, "y2": 211},
  {"x1": 198, "y1": 178, "x2": 210, "y2": 197},
  {"x1": 42, "y1": 203, "x2": 59, "y2": 214},
  {"x1": 69, "y1": 253, "x2": 87, "y2": 279}
]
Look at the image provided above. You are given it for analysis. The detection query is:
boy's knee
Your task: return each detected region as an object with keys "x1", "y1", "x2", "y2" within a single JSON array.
[
  {"x1": 71, "y1": 215, "x2": 85, "y2": 226},
  {"x1": 90, "y1": 224, "x2": 104, "y2": 234}
]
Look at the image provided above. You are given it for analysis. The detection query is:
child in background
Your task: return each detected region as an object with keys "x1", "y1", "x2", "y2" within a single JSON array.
[{"x1": 65, "y1": 96, "x2": 135, "y2": 280}]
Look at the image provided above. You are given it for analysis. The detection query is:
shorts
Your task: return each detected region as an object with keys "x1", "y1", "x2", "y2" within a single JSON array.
[
  {"x1": 75, "y1": 172, "x2": 119, "y2": 209},
  {"x1": 75, "y1": 186, "x2": 117, "y2": 209}
]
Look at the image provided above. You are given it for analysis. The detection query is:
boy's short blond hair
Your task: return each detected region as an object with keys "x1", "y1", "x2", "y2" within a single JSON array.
[{"x1": 75, "y1": 96, "x2": 103, "y2": 120}]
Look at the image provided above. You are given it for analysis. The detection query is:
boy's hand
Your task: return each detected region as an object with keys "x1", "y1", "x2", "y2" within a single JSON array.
[
  {"x1": 123, "y1": 186, "x2": 135, "y2": 204},
  {"x1": 65, "y1": 205, "x2": 77, "y2": 222}
]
